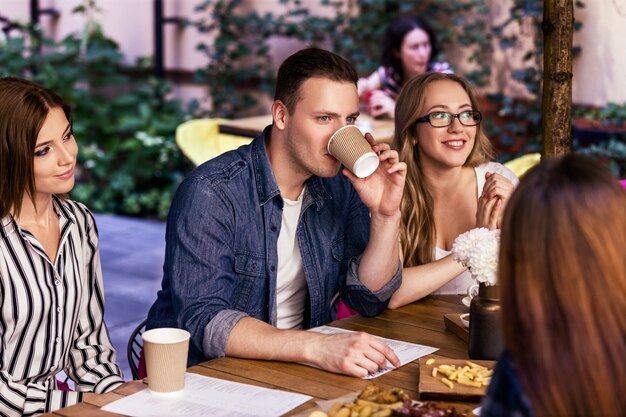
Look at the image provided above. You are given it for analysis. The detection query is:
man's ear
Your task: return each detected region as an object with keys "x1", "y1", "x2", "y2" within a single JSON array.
[{"x1": 272, "y1": 100, "x2": 288, "y2": 130}]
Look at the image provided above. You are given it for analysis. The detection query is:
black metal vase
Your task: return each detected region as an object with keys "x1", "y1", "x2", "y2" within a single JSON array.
[{"x1": 468, "y1": 282, "x2": 503, "y2": 360}]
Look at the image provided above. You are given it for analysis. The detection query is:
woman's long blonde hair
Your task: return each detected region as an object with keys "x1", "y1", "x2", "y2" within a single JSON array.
[
  {"x1": 393, "y1": 72, "x2": 494, "y2": 266},
  {"x1": 499, "y1": 154, "x2": 626, "y2": 416}
]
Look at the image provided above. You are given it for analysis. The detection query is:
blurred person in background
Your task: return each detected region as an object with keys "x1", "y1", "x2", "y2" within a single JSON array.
[
  {"x1": 358, "y1": 15, "x2": 452, "y2": 119},
  {"x1": 0, "y1": 77, "x2": 124, "y2": 417},
  {"x1": 481, "y1": 154, "x2": 626, "y2": 417}
]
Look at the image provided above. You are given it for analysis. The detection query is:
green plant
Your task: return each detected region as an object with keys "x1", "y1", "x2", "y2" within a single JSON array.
[
  {"x1": 575, "y1": 102, "x2": 626, "y2": 126},
  {"x1": 577, "y1": 139, "x2": 626, "y2": 178},
  {"x1": 0, "y1": 1, "x2": 193, "y2": 219}
]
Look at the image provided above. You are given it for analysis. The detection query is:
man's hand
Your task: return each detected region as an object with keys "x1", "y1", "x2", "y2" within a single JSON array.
[
  {"x1": 342, "y1": 138, "x2": 407, "y2": 218},
  {"x1": 225, "y1": 318, "x2": 400, "y2": 378},
  {"x1": 305, "y1": 331, "x2": 401, "y2": 378}
]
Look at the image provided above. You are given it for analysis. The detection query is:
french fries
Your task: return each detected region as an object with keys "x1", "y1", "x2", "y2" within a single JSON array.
[
  {"x1": 428, "y1": 360, "x2": 493, "y2": 390},
  {"x1": 441, "y1": 377, "x2": 454, "y2": 389}
]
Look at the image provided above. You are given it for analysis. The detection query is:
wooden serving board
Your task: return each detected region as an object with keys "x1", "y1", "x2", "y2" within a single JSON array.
[
  {"x1": 418, "y1": 357, "x2": 495, "y2": 403},
  {"x1": 444, "y1": 314, "x2": 469, "y2": 343}
]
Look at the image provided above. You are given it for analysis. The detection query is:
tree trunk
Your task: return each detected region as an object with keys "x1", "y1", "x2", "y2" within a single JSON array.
[{"x1": 542, "y1": 0, "x2": 574, "y2": 157}]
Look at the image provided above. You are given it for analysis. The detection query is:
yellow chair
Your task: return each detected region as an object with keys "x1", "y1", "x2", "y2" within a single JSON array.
[
  {"x1": 175, "y1": 119, "x2": 253, "y2": 166},
  {"x1": 504, "y1": 152, "x2": 541, "y2": 178}
]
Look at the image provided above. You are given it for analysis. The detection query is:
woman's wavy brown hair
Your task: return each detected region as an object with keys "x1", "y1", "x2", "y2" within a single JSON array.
[
  {"x1": 393, "y1": 72, "x2": 494, "y2": 266},
  {"x1": 0, "y1": 77, "x2": 70, "y2": 219},
  {"x1": 499, "y1": 154, "x2": 626, "y2": 417}
]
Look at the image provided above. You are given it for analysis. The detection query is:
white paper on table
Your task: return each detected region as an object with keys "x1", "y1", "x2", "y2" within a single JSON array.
[
  {"x1": 101, "y1": 373, "x2": 312, "y2": 417},
  {"x1": 306, "y1": 326, "x2": 438, "y2": 379}
]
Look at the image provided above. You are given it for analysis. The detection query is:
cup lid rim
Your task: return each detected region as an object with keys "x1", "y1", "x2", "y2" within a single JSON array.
[
  {"x1": 353, "y1": 152, "x2": 379, "y2": 178},
  {"x1": 142, "y1": 328, "x2": 190, "y2": 344}
]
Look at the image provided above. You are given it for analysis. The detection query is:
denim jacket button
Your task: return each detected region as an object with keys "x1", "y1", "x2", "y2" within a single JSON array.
[{"x1": 270, "y1": 265, "x2": 276, "y2": 272}]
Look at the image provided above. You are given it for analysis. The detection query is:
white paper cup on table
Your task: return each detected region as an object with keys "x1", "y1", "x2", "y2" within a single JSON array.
[
  {"x1": 327, "y1": 125, "x2": 379, "y2": 178},
  {"x1": 142, "y1": 328, "x2": 190, "y2": 396}
]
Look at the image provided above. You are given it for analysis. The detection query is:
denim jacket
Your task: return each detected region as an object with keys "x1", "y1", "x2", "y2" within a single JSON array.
[{"x1": 147, "y1": 127, "x2": 401, "y2": 365}]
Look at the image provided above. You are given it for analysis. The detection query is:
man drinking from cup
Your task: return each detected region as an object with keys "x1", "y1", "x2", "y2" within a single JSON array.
[{"x1": 146, "y1": 47, "x2": 407, "y2": 378}]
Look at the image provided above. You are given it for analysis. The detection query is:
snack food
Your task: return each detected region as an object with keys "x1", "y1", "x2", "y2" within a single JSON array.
[
  {"x1": 431, "y1": 361, "x2": 492, "y2": 390},
  {"x1": 307, "y1": 384, "x2": 472, "y2": 417},
  {"x1": 394, "y1": 401, "x2": 468, "y2": 417},
  {"x1": 358, "y1": 384, "x2": 410, "y2": 404},
  {"x1": 308, "y1": 384, "x2": 409, "y2": 417}
]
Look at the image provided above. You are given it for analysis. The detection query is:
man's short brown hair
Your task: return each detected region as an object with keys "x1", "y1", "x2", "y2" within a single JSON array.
[{"x1": 274, "y1": 47, "x2": 358, "y2": 114}]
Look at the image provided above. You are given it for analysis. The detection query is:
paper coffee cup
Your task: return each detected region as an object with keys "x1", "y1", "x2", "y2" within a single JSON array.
[
  {"x1": 327, "y1": 125, "x2": 379, "y2": 178},
  {"x1": 142, "y1": 328, "x2": 190, "y2": 396}
]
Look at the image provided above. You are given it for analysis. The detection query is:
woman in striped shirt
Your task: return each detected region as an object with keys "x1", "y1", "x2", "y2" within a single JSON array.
[{"x1": 0, "y1": 77, "x2": 124, "y2": 416}]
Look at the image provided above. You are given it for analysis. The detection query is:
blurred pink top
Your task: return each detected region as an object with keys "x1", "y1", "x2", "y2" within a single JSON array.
[
  {"x1": 336, "y1": 299, "x2": 359, "y2": 320},
  {"x1": 620, "y1": 179, "x2": 626, "y2": 189}
]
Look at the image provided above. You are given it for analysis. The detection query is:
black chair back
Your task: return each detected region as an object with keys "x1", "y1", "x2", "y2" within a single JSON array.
[{"x1": 126, "y1": 319, "x2": 147, "y2": 380}]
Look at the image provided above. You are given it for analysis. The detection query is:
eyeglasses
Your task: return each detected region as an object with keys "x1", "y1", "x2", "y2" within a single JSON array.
[{"x1": 415, "y1": 111, "x2": 482, "y2": 128}]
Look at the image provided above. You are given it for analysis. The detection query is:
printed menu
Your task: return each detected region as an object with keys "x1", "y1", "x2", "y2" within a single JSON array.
[
  {"x1": 102, "y1": 373, "x2": 312, "y2": 417},
  {"x1": 306, "y1": 326, "x2": 438, "y2": 379}
]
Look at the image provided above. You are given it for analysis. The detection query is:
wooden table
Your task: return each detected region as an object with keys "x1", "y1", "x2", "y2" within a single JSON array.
[
  {"x1": 220, "y1": 114, "x2": 395, "y2": 144},
  {"x1": 42, "y1": 296, "x2": 475, "y2": 417}
]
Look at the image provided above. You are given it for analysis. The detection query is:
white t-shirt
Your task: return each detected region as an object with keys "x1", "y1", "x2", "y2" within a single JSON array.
[
  {"x1": 433, "y1": 162, "x2": 519, "y2": 294},
  {"x1": 276, "y1": 188, "x2": 308, "y2": 329}
]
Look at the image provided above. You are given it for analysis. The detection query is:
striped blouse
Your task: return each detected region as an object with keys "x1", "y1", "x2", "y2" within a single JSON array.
[{"x1": 0, "y1": 197, "x2": 123, "y2": 417}]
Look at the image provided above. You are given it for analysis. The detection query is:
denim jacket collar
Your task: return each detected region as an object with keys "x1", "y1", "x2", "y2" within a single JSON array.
[{"x1": 252, "y1": 125, "x2": 332, "y2": 211}]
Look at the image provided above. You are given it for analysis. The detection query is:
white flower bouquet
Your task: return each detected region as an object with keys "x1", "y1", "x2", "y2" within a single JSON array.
[{"x1": 451, "y1": 227, "x2": 500, "y2": 286}]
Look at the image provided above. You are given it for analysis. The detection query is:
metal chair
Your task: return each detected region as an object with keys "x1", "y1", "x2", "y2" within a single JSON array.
[{"x1": 126, "y1": 318, "x2": 147, "y2": 380}]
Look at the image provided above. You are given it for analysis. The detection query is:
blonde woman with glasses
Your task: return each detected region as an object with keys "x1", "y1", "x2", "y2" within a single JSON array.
[{"x1": 388, "y1": 72, "x2": 518, "y2": 308}]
